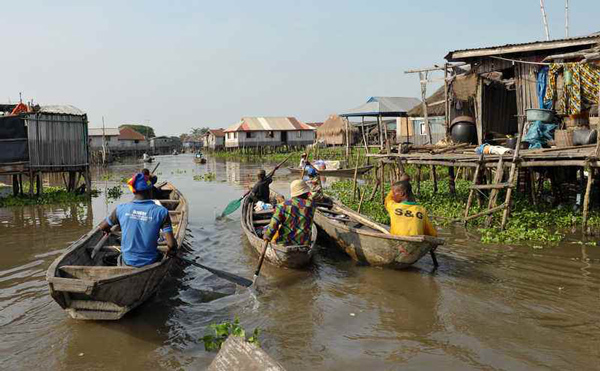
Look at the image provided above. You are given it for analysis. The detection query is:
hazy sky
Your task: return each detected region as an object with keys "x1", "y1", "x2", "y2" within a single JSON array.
[{"x1": 2, "y1": 1, "x2": 598, "y2": 136}]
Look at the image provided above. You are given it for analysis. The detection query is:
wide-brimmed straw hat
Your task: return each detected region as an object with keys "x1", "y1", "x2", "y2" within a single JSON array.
[{"x1": 290, "y1": 180, "x2": 310, "y2": 197}]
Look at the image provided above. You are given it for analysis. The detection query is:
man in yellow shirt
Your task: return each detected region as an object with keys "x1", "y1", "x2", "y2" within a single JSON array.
[{"x1": 385, "y1": 180, "x2": 437, "y2": 237}]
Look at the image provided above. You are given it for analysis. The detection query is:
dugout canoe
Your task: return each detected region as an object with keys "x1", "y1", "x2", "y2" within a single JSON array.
[
  {"x1": 241, "y1": 190, "x2": 317, "y2": 268},
  {"x1": 287, "y1": 165, "x2": 373, "y2": 177},
  {"x1": 314, "y1": 199, "x2": 444, "y2": 269},
  {"x1": 194, "y1": 157, "x2": 207, "y2": 164},
  {"x1": 46, "y1": 182, "x2": 188, "y2": 320}
]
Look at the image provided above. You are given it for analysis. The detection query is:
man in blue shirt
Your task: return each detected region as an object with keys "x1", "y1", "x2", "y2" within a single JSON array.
[{"x1": 99, "y1": 172, "x2": 177, "y2": 267}]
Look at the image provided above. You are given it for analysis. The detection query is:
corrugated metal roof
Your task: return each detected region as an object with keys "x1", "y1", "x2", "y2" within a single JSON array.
[
  {"x1": 224, "y1": 117, "x2": 313, "y2": 132},
  {"x1": 119, "y1": 127, "x2": 146, "y2": 141},
  {"x1": 39, "y1": 105, "x2": 86, "y2": 115},
  {"x1": 340, "y1": 97, "x2": 421, "y2": 117},
  {"x1": 89, "y1": 128, "x2": 120, "y2": 136},
  {"x1": 446, "y1": 33, "x2": 600, "y2": 61},
  {"x1": 208, "y1": 129, "x2": 225, "y2": 137}
]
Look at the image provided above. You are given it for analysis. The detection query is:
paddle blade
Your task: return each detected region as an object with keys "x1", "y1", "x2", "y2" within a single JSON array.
[
  {"x1": 220, "y1": 198, "x2": 242, "y2": 217},
  {"x1": 188, "y1": 259, "x2": 252, "y2": 287}
]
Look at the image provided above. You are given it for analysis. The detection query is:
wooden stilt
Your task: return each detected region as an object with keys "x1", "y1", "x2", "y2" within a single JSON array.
[
  {"x1": 431, "y1": 166, "x2": 438, "y2": 193},
  {"x1": 12, "y1": 175, "x2": 19, "y2": 196},
  {"x1": 28, "y1": 170, "x2": 34, "y2": 196},
  {"x1": 448, "y1": 166, "x2": 456, "y2": 195},
  {"x1": 18, "y1": 174, "x2": 23, "y2": 196},
  {"x1": 500, "y1": 120, "x2": 525, "y2": 230},
  {"x1": 380, "y1": 162, "x2": 386, "y2": 205},
  {"x1": 582, "y1": 165, "x2": 593, "y2": 233},
  {"x1": 416, "y1": 165, "x2": 422, "y2": 194}
]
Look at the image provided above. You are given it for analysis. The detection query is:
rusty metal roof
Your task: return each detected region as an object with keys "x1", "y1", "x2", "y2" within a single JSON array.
[
  {"x1": 118, "y1": 127, "x2": 146, "y2": 141},
  {"x1": 446, "y1": 33, "x2": 600, "y2": 61},
  {"x1": 224, "y1": 117, "x2": 313, "y2": 132}
]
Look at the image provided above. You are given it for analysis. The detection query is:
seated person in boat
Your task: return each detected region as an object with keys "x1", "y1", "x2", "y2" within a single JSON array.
[
  {"x1": 249, "y1": 169, "x2": 273, "y2": 204},
  {"x1": 98, "y1": 173, "x2": 178, "y2": 267},
  {"x1": 263, "y1": 180, "x2": 315, "y2": 246},
  {"x1": 302, "y1": 161, "x2": 324, "y2": 201},
  {"x1": 385, "y1": 180, "x2": 437, "y2": 237},
  {"x1": 142, "y1": 152, "x2": 150, "y2": 161}
]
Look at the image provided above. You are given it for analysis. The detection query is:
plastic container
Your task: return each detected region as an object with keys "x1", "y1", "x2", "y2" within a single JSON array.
[{"x1": 526, "y1": 109, "x2": 555, "y2": 122}]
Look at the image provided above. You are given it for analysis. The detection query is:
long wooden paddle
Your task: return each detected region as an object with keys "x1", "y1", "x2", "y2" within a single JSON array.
[
  {"x1": 219, "y1": 153, "x2": 294, "y2": 218},
  {"x1": 252, "y1": 240, "x2": 270, "y2": 286},
  {"x1": 179, "y1": 256, "x2": 252, "y2": 287},
  {"x1": 91, "y1": 226, "x2": 118, "y2": 259}
]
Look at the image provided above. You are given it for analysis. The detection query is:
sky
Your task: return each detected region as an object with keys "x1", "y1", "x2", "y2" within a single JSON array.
[{"x1": 2, "y1": 0, "x2": 599, "y2": 136}]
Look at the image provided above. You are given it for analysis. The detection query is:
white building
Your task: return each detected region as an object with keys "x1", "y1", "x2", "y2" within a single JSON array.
[
  {"x1": 203, "y1": 129, "x2": 225, "y2": 150},
  {"x1": 224, "y1": 117, "x2": 315, "y2": 148},
  {"x1": 88, "y1": 128, "x2": 120, "y2": 150}
]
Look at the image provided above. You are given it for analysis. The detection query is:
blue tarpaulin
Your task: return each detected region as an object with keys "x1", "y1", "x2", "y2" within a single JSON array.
[{"x1": 524, "y1": 121, "x2": 557, "y2": 149}]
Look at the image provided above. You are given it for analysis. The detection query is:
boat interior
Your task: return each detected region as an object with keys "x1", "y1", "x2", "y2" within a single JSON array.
[{"x1": 53, "y1": 185, "x2": 184, "y2": 281}]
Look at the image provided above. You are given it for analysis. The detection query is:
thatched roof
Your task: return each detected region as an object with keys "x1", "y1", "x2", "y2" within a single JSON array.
[
  {"x1": 407, "y1": 86, "x2": 446, "y2": 117},
  {"x1": 317, "y1": 114, "x2": 358, "y2": 137}
]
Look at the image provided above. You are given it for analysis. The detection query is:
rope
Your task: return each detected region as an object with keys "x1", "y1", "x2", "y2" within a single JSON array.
[{"x1": 490, "y1": 56, "x2": 552, "y2": 66}]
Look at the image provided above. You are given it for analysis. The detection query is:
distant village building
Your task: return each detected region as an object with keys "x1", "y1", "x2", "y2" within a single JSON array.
[
  {"x1": 203, "y1": 129, "x2": 225, "y2": 150},
  {"x1": 183, "y1": 140, "x2": 203, "y2": 152},
  {"x1": 224, "y1": 117, "x2": 315, "y2": 149},
  {"x1": 316, "y1": 114, "x2": 358, "y2": 146},
  {"x1": 117, "y1": 127, "x2": 148, "y2": 150},
  {"x1": 150, "y1": 136, "x2": 182, "y2": 155},
  {"x1": 88, "y1": 128, "x2": 120, "y2": 150}
]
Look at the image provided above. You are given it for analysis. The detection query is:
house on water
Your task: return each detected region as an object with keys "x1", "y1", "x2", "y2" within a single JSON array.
[
  {"x1": 223, "y1": 117, "x2": 315, "y2": 149},
  {"x1": 89, "y1": 128, "x2": 120, "y2": 150},
  {"x1": 0, "y1": 104, "x2": 91, "y2": 195},
  {"x1": 203, "y1": 129, "x2": 225, "y2": 150}
]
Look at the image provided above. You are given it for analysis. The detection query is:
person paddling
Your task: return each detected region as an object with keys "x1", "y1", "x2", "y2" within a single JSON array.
[
  {"x1": 302, "y1": 160, "x2": 324, "y2": 201},
  {"x1": 98, "y1": 172, "x2": 177, "y2": 267},
  {"x1": 263, "y1": 180, "x2": 315, "y2": 246},
  {"x1": 249, "y1": 161, "x2": 285, "y2": 204}
]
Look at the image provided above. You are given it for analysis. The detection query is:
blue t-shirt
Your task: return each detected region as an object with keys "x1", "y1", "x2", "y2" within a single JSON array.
[{"x1": 106, "y1": 200, "x2": 173, "y2": 267}]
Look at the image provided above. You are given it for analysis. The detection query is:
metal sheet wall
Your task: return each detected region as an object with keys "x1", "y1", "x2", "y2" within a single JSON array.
[{"x1": 26, "y1": 113, "x2": 88, "y2": 168}]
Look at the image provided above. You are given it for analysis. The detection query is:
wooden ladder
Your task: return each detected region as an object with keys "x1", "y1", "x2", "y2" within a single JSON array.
[{"x1": 464, "y1": 122, "x2": 524, "y2": 228}]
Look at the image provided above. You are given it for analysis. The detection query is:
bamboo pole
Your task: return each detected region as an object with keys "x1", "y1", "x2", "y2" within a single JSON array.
[
  {"x1": 448, "y1": 166, "x2": 456, "y2": 195},
  {"x1": 431, "y1": 165, "x2": 438, "y2": 193},
  {"x1": 464, "y1": 153, "x2": 484, "y2": 224},
  {"x1": 380, "y1": 162, "x2": 386, "y2": 205},
  {"x1": 419, "y1": 71, "x2": 433, "y2": 145},
  {"x1": 501, "y1": 120, "x2": 525, "y2": 230},
  {"x1": 351, "y1": 149, "x2": 360, "y2": 202},
  {"x1": 357, "y1": 186, "x2": 366, "y2": 214},
  {"x1": 416, "y1": 165, "x2": 422, "y2": 194}
]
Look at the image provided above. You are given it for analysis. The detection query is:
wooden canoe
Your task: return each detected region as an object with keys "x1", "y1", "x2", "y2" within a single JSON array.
[
  {"x1": 314, "y1": 199, "x2": 444, "y2": 269},
  {"x1": 194, "y1": 157, "x2": 207, "y2": 164},
  {"x1": 287, "y1": 165, "x2": 373, "y2": 177},
  {"x1": 241, "y1": 190, "x2": 317, "y2": 268},
  {"x1": 46, "y1": 182, "x2": 188, "y2": 320}
]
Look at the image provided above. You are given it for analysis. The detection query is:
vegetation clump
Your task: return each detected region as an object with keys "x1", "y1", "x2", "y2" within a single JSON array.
[
  {"x1": 0, "y1": 186, "x2": 99, "y2": 207},
  {"x1": 200, "y1": 317, "x2": 261, "y2": 351},
  {"x1": 193, "y1": 172, "x2": 216, "y2": 181}
]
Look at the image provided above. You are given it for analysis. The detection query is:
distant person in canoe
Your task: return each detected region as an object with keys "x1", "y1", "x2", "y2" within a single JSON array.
[
  {"x1": 299, "y1": 152, "x2": 307, "y2": 168},
  {"x1": 385, "y1": 178, "x2": 437, "y2": 237},
  {"x1": 302, "y1": 161, "x2": 324, "y2": 201},
  {"x1": 263, "y1": 180, "x2": 315, "y2": 246},
  {"x1": 142, "y1": 152, "x2": 150, "y2": 161},
  {"x1": 98, "y1": 172, "x2": 178, "y2": 267}
]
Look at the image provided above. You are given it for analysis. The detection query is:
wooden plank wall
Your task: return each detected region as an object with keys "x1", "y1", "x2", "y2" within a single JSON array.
[{"x1": 26, "y1": 113, "x2": 89, "y2": 169}]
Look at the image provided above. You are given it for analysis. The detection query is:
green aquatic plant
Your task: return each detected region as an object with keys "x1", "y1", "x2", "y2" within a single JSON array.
[
  {"x1": 200, "y1": 317, "x2": 261, "y2": 352},
  {"x1": 0, "y1": 187, "x2": 99, "y2": 207},
  {"x1": 106, "y1": 185, "x2": 124, "y2": 200},
  {"x1": 193, "y1": 172, "x2": 216, "y2": 182}
]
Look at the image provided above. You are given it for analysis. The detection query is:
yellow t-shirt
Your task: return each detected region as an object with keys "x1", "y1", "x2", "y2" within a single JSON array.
[{"x1": 385, "y1": 192, "x2": 437, "y2": 237}]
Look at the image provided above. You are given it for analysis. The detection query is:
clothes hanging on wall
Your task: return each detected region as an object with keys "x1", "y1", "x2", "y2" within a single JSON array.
[{"x1": 544, "y1": 63, "x2": 600, "y2": 115}]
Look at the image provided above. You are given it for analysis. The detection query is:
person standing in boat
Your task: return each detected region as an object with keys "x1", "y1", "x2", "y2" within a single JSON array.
[
  {"x1": 98, "y1": 172, "x2": 178, "y2": 267},
  {"x1": 385, "y1": 179, "x2": 437, "y2": 237},
  {"x1": 263, "y1": 180, "x2": 315, "y2": 246},
  {"x1": 302, "y1": 160, "x2": 324, "y2": 201},
  {"x1": 142, "y1": 152, "x2": 150, "y2": 161},
  {"x1": 299, "y1": 153, "x2": 307, "y2": 168}
]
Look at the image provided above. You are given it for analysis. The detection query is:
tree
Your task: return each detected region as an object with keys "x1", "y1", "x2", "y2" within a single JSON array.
[
  {"x1": 119, "y1": 124, "x2": 155, "y2": 138},
  {"x1": 190, "y1": 127, "x2": 209, "y2": 140}
]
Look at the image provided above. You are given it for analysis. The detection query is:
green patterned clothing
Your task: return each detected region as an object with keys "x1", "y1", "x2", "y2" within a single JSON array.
[{"x1": 263, "y1": 197, "x2": 314, "y2": 246}]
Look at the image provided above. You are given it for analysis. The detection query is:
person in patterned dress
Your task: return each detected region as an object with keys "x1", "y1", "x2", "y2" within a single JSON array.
[{"x1": 263, "y1": 180, "x2": 315, "y2": 246}]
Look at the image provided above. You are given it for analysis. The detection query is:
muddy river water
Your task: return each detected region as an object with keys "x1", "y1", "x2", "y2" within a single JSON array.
[{"x1": 1, "y1": 155, "x2": 599, "y2": 370}]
